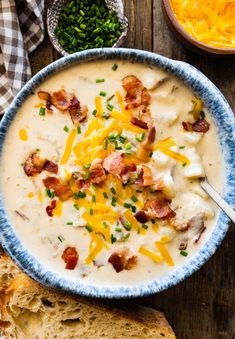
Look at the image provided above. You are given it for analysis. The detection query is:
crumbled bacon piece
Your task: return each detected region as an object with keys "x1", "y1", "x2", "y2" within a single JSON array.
[
  {"x1": 182, "y1": 118, "x2": 210, "y2": 133},
  {"x1": 130, "y1": 117, "x2": 148, "y2": 129},
  {"x1": 108, "y1": 248, "x2": 137, "y2": 273},
  {"x1": 89, "y1": 159, "x2": 107, "y2": 185},
  {"x1": 103, "y1": 152, "x2": 125, "y2": 176},
  {"x1": 122, "y1": 75, "x2": 150, "y2": 110},
  {"x1": 43, "y1": 160, "x2": 58, "y2": 174},
  {"x1": 134, "y1": 210, "x2": 149, "y2": 223},
  {"x1": 38, "y1": 91, "x2": 51, "y2": 101},
  {"x1": 142, "y1": 165, "x2": 154, "y2": 186},
  {"x1": 119, "y1": 163, "x2": 136, "y2": 184},
  {"x1": 187, "y1": 212, "x2": 206, "y2": 243},
  {"x1": 144, "y1": 193, "x2": 176, "y2": 219},
  {"x1": 139, "y1": 108, "x2": 152, "y2": 127},
  {"x1": 24, "y1": 152, "x2": 45, "y2": 176},
  {"x1": 51, "y1": 89, "x2": 73, "y2": 111},
  {"x1": 136, "y1": 126, "x2": 156, "y2": 162},
  {"x1": 169, "y1": 218, "x2": 189, "y2": 232},
  {"x1": 43, "y1": 176, "x2": 73, "y2": 202},
  {"x1": 46, "y1": 199, "x2": 57, "y2": 217},
  {"x1": 69, "y1": 97, "x2": 88, "y2": 124},
  {"x1": 153, "y1": 177, "x2": 165, "y2": 191},
  {"x1": 62, "y1": 247, "x2": 78, "y2": 270}
]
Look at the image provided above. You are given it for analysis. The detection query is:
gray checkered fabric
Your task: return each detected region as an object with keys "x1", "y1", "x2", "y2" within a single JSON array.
[{"x1": 0, "y1": 0, "x2": 44, "y2": 115}]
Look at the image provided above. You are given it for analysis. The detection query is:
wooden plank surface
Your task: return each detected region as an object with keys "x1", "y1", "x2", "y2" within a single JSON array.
[{"x1": 29, "y1": 1, "x2": 235, "y2": 338}]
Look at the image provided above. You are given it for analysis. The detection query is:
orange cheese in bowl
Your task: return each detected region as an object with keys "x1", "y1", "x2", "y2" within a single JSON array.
[{"x1": 170, "y1": 0, "x2": 235, "y2": 49}]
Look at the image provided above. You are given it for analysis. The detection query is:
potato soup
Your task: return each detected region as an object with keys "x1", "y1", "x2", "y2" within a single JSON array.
[{"x1": 0, "y1": 60, "x2": 224, "y2": 286}]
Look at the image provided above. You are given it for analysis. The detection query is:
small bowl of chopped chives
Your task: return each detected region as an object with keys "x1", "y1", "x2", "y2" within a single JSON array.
[
  {"x1": 47, "y1": 0, "x2": 128, "y2": 56},
  {"x1": 162, "y1": 0, "x2": 235, "y2": 56}
]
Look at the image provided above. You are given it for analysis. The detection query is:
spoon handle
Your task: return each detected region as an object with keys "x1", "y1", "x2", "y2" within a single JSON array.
[{"x1": 200, "y1": 178, "x2": 235, "y2": 224}]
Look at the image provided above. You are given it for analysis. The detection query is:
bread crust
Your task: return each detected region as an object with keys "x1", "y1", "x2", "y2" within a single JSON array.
[{"x1": 0, "y1": 255, "x2": 176, "y2": 339}]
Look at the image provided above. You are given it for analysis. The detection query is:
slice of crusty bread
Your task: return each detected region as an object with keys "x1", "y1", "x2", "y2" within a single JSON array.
[
  {"x1": 0, "y1": 269, "x2": 176, "y2": 339},
  {"x1": 0, "y1": 254, "x2": 21, "y2": 289}
]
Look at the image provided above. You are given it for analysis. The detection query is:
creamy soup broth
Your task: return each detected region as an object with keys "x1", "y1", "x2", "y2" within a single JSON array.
[{"x1": 0, "y1": 60, "x2": 224, "y2": 286}]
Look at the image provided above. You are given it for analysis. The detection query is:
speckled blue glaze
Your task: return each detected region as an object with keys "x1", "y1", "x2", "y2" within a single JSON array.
[{"x1": 0, "y1": 48, "x2": 234, "y2": 298}]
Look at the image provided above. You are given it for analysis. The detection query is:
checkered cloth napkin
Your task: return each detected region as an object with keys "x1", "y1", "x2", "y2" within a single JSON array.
[{"x1": 0, "y1": 0, "x2": 44, "y2": 115}]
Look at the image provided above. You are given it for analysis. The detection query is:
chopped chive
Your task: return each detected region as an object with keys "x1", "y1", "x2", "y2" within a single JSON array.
[
  {"x1": 131, "y1": 195, "x2": 138, "y2": 203},
  {"x1": 77, "y1": 126, "x2": 81, "y2": 134},
  {"x1": 115, "y1": 227, "x2": 122, "y2": 232},
  {"x1": 142, "y1": 224, "x2": 148, "y2": 230},
  {"x1": 111, "y1": 234, "x2": 117, "y2": 243},
  {"x1": 85, "y1": 225, "x2": 92, "y2": 232},
  {"x1": 182, "y1": 162, "x2": 187, "y2": 167},
  {"x1": 108, "y1": 133, "x2": 117, "y2": 141},
  {"x1": 106, "y1": 103, "x2": 113, "y2": 111},
  {"x1": 134, "y1": 171, "x2": 139, "y2": 179},
  {"x1": 124, "y1": 222, "x2": 132, "y2": 231},
  {"x1": 122, "y1": 233, "x2": 130, "y2": 240},
  {"x1": 103, "y1": 138, "x2": 108, "y2": 150},
  {"x1": 73, "y1": 191, "x2": 86, "y2": 199},
  {"x1": 111, "y1": 196, "x2": 117, "y2": 206},
  {"x1": 84, "y1": 171, "x2": 92, "y2": 180},
  {"x1": 179, "y1": 146, "x2": 185, "y2": 149},
  {"x1": 79, "y1": 9, "x2": 85, "y2": 16},
  {"x1": 112, "y1": 64, "x2": 118, "y2": 71},
  {"x1": 119, "y1": 135, "x2": 127, "y2": 143},
  {"x1": 124, "y1": 143, "x2": 132, "y2": 150},
  {"x1": 89, "y1": 208, "x2": 94, "y2": 215},
  {"x1": 131, "y1": 205, "x2": 137, "y2": 213},
  {"x1": 64, "y1": 125, "x2": 69, "y2": 132},
  {"x1": 58, "y1": 235, "x2": 64, "y2": 242},
  {"x1": 149, "y1": 151, "x2": 153, "y2": 158},
  {"x1": 124, "y1": 202, "x2": 131, "y2": 208},
  {"x1": 111, "y1": 187, "x2": 116, "y2": 195},
  {"x1": 92, "y1": 109, "x2": 97, "y2": 116},
  {"x1": 115, "y1": 140, "x2": 122, "y2": 150},
  {"x1": 149, "y1": 187, "x2": 156, "y2": 193},
  {"x1": 39, "y1": 107, "x2": 45, "y2": 116},
  {"x1": 107, "y1": 94, "x2": 115, "y2": 102},
  {"x1": 84, "y1": 164, "x2": 91, "y2": 169},
  {"x1": 66, "y1": 221, "x2": 73, "y2": 225},
  {"x1": 91, "y1": 184, "x2": 97, "y2": 191},
  {"x1": 96, "y1": 78, "x2": 105, "y2": 83},
  {"x1": 99, "y1": 91, "x2": 107, "y2": 97},
  {"x1": 36, "y1": 148, "x2": 40, "y2": 152},
  {"x1": 136, "y1": 189, "x2": 142, "y2": 193},
  {"x1": 103, "y1": 192, "x2": 108, "y2": 199},
  {"x1": 200, "y1": 111, "x2": 205, "y2": 118},
  {"x1": 135, "y1": 132, "x2": 145, "y2": 142},
  {"x1": 73, "y1": 204, "x2": 79, "y2": 210},
  {"x1": 103, "y1": 221, "x2": 109, "y2": 228},
  {"x1": 101, "y1": 112, "x2": 110, "y2": 119},
  {"x1": 91, "y1": 195, "x2": 96, "y2": 202},
  {"x1": 45, "y1": 188, "x2": 54, "y2": 199},
  {"x1": 180, "y1": 250, "x2": 188, "y2": 257}
]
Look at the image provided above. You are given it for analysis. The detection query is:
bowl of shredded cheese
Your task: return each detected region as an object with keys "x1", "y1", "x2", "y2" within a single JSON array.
[{"x1": 162, "y1": 0, "x2": 235, "y2": 56}]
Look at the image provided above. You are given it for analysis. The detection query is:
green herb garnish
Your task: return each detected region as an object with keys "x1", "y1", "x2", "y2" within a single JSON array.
[
  {"x1": 100, "y1": 91, "x2": 107, "y2": 97},
  {"x1": 119, "y1": 135, "x2": 127, "y2": 143},
  {"x1": 124, "y1": 202, "x2": 131, "y2": 208},
  {"x1": 111, "y1": 187, "x2": 116, "y2": 195},
  {"x1": 66, "y1": 221, "x2": 73, "y2": 225},
  {"x1": 73, "y1": 204, "x2": 79, "y2": 210},
  {"x1": 131, "y1": 195, "x2": 138, "y2": 203},
  {"x1": 96, "y1": 79, "x2": 105, "y2": 83},
  {"x1": 103, "y1": 222, "x2": 109, "y2": 228},
  {"x1": 115, "y1": 227, "x2": 122, "y2": 232},
  {"x1": 135, "y1": 132, "x2": 145, "y2": 142},
  {"x1": 131, "y1": 205, "x2": 137, "y2": 213},
  {"x1": 106, "y1": 103, "x2": 114, "y2": 111},
  {"x1": 179, "y1": 146, "x2": 185, "y2": 149},
  {"x1": 77, "y1": 126, "x2": 81, "y2": 134},
  {"x1": 124, "y1": 222, "x2": 132, "y2": 231},
  {"x1": 112, "y1": 64, "x2": 118, "y2": 71},
  {"x1": 58, "y1": 235, "x2": 64, "y2": 242},
  {"x1": 103, "y1": 138, "x2": 108, "y2": 150},
  {"x1": 73, "y1": 191, "x2": 86, "y2": 199},
  {"x1": 142, "y1": 224, "x2": 148, "y2": 230},
  {"x1": 45, "y1": 188, "x2": 55, "y2": 199},
  {"x1": 91, "y1": 195, "x2": 96, "y2": 202},
  {"x1": 182, "y1": 162, "x2": 187, "y2": 167},
  {"x1": 84, "y1": 164, "x2": 91, "y2": 169},
  {"x1": 180, "y1": 250, "x2": 188, "y2": 257},
  {"x1": 39, "y1": 107, "x2": 45, "y2": 116},
  {"x1": 64, "y1": 125, "x2": 69, "y2": 132},
  {"x1": 92, "y1": 109, "x2": 97, "y2": 116},
  {"x1": 103, "y1": 192, "x2": 108, "y2": 199},
  {"x1": 107, "y1": 94, "x2": 115, "y2": 102},
  {"x1": 85, "y1": 225, "x2": 92, "y2": 232},
  {"x1": 111, "y1": 196, "x2": 117, "y2": 206},
  {"x1": 200, "y1": 111, "x2": 206, "y2": 118}
]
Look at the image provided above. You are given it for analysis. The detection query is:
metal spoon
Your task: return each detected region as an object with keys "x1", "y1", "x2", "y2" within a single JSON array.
[{"x1": 200, "y1": 177, "x2": 235, "y2": 223}]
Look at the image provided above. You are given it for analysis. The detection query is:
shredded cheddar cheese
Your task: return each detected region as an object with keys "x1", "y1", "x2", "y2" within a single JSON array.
[
  {"x1": 155, "y1": 242, "x2": 175, "y2": 267},
  {"x1": 19, "y1": 128, "x2": 28, "y2": 141},
  {"x1": 95, "y1": 96, "x2": 103, "y2": 116},
  {"x1": 170, "y1": 0, "x2": 235, "y2": 49},
  {"x1": 60, "y1": 129, "x2": 77, "y2": 165},
  {"x1": 139, "y1": 246, "x2": 163, "y2": 263},
  {"x1": 38, "y1": 190, "x2": 43, "y2": 203},
  {"x1": 27, "y1": 192, "x2": 34, "y2": 198},
  {"x1": 53, "y1": 200, "x2": 63, "y2": 217},
  {"x1": 85, "y1": 232, "x2": 104, "y2": 264}
]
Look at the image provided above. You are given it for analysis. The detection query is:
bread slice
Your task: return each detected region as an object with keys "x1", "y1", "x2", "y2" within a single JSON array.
[
  {"x1": 0, "y1": 254, "x2": 21, "y2": 289},
  {"x1": 0, "y1": 271, "x2": 176, "y2": 339}
]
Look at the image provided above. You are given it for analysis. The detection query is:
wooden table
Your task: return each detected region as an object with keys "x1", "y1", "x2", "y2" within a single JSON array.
[{"x1": 29, "y1": 1, "x2": 235, "y2": 338}]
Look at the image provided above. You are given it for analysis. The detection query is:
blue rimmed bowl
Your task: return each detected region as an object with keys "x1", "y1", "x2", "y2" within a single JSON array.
[{"x1": 0, "y1": 48, "x2": 235, "y2": 298}]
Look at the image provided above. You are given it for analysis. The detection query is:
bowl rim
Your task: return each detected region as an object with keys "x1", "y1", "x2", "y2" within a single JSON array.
[
  {"x1": 162, "y1": 0, "x2": 235, "y2": 55},
  {"x1": 0, "y1": 48, "x2": 235, "y2": 298}
]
